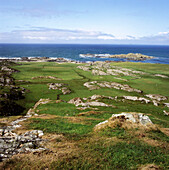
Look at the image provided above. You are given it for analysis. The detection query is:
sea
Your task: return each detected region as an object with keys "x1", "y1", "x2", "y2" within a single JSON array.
[{"x1": 0, "y1": 44, "x2": 169, "y2": 64}]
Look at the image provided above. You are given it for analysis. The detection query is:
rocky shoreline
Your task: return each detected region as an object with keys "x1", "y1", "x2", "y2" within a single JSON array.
[
  {"x1": 0, "y1": 57, "x2": 80, "y2": 63},
  {"x1": 0, "y1": 52, "x2": 154, "y2": 63},
  {"x1": 80, "y1": 53, "x2": 154, "y2": 61}
]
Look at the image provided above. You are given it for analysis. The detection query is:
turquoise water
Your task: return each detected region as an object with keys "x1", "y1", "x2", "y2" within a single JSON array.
[{"x1": 0, "y1": 44, "x2": 169, "y2": 64}]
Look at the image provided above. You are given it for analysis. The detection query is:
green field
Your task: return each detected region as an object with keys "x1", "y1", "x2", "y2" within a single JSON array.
[{"x1": 1, "y1": 61, "x2": 169, "y2": 169}]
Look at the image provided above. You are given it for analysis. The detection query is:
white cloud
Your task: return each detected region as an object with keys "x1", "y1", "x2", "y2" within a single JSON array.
[
  {"x1": 140, "y1": 31, "x2": 169, "y2": 43},
  {"x1": 158, "y1": 31, "x2": 169, "y2": 35},
  {"x1": 23, "y1": 36, "x2": 50, "y2": 40},
  {"x1": 0, "y1": 27, "x2": 115, "y2": 42},
  {"x1": 97, "y1": 36, "x2": 115, "y2": 40},
  {"x1": 0, "y1": 27, "x2": 169, "y2": 44}
]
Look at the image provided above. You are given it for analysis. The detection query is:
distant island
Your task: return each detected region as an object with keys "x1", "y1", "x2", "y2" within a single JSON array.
[{"x1": 80, "y1": 53, "x2": 154, "y2": 61}]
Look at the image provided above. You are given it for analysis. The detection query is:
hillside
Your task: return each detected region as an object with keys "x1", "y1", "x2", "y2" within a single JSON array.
[{"x1": 0, "y1": 61, "x2": 169, "y2": 169}]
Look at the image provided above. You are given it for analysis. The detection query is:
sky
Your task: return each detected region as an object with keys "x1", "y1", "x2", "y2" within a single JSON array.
[{"x1": 0, "y1": 0, "x2": 169, "y2": 44}]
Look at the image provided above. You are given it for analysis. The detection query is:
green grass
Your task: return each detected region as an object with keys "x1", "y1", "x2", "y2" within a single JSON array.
[
  {"x1": 28, "y1": 117, "x2": 101, "y2": 140},
  {"x1": 11, "y1": 62, "x2": 169, "y2": 127},
  {"x1": 84, "y1": 141, "x2": 169, "y2": 169},
  {"x1": 148, "y1": 129, "x2": 169, "y2": 143},
  {"x1": 36, "y1": 102, "x2": 81, "y2": 117},
  {"x1": 49, "y1": 140, "x2": 169, "y2": 170},
  {"x1": 98, "y1": 126, "x2": 134, "y2": 140}
]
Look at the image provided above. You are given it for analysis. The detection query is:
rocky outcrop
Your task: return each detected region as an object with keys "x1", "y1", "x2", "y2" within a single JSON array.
[
  {"x1": 163, "y1": 110, "x2": 169, "y2": 116},
  {"x1": 68, "y1": 97, "x2": 114, "y2": 107},
  {"x1": 154, "y1": 74, "x2": 168, "y2": 78},
  {"x1": 145, "y1": 94, "x2": 167, "y2": 101},
  {"x1": 61, "y1": 87, "x2": 71, "y2": 95},
  {"x1": 0, "y1": 98, "x2": 50, "y2": 161},
  {"x1": 48, "y1": 83, "x2": 71, "y2": 95},
  {"x1": 164, "y1": 103, "x2": 169, "y2": 108},
  {"x1": 0, "y1": 129, "x2": 45, "y2": 162},
  {"x1": 84, "y1": 81, "x2": 100, "y2": 90},
  {"x1": 92, "y1": 70, "x2": 108, "y2": 75},
  {"x1": 109, "y1": 53, "x2": 154, "y2": 61},
  {"x1": 77, "y1": 66, "x2": 91, "y2": 71},
  {"x1": 0, "y1": 57, "x2": 79, "y2": 63},
  {"x1": 26, "y1": 98, "x2": 51, "y2": 117},
  {"x1": 68, "y1": 98, "x2": 84, "y2": 106},
  {"x1": 84, "y1": 81, "x2": 142, "y2": 93},
  {"x1": 1, "y1": 66, "x2": 19, "y2": 75},
  {"x1": 122, "y1": 96, "x2": 150, "y2": 103},
  {"x1": 77, "y1": 62, "x2": 147, "y2": 79},
  {"x1": 95, "y1": 112, "x2": 153, "y2": 130}
]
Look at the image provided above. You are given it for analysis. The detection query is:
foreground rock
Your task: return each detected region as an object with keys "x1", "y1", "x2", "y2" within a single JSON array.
[
  {"x1": 95, "y1": 112, "x2": 154, "y2": 131},
  {"x1": 0, "y1": 130, "x2": 45, "y2": 162},
  {"x1": 0, "y1": 98, "x2": 51, "y2": 162}
]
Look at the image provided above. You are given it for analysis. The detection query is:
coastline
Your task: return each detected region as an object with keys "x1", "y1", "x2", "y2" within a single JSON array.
[
  {"x1": 1, "y1": 44, "x2": 169, "y2": 64},
  {"x1": 0, "y1": 55, "x2": 162, "y2": 65},
  {"x1": 79, "y1": 53, "x2": 154, "y2": 61}
]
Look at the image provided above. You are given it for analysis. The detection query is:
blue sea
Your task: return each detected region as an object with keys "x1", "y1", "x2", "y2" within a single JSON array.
[{"x1": 0, "y1": 44, "x2": 169, "y2": 64}]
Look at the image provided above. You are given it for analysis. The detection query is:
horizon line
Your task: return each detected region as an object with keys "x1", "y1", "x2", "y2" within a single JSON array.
[{"x1": 0, "y1": 43, "x2": 169, "y2": 46}]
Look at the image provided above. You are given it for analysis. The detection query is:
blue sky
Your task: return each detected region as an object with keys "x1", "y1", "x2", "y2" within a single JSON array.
[{"x1": 0, "y1": 0, "x2": 169, "y2": 44}]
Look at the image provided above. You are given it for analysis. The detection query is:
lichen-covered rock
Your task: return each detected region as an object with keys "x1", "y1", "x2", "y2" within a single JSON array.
[
  {"x1": 92, "y1": 70, "x2": 108, "y2": 75},
  {"x1": 84, "y1": 81, "x2": 100, "y2": 90},
  {"x1": 68, "y1": 97, "x2": 115, "y2": 107},
  {"x1": 0, "y1": 130, "x2": 45, "y2": 161},
  {"x1": 48, "y1": 83, "x2": 64, "y2": 89},
  {"x1": 90, "y1": 94, "x2": 102, "y2": 100},
  {"x1": 77, "y1": 66, "x2": 91, "y2": 71},
  {"x1": 164, "y1": 103, "x2": 169, "y2": 108},
  {"x1": 77, "y1": 62, "x2": 148, "y2": 80},
  {"x1": 68, "y1": 97, "x2": 85, "y2": 106},
  {"x1": 48, "y1": 83, "x2": 71, "y2": 94},
  {"x1": 154, "y1": 74, "x2": 168, "y2": 78},
  {"x1": 61, "y1": 87, "x2": 71, "y2": 95},
  {"x1": 0, "y1": 98, "x2": 47, "y2": 162},
  {"x1": 163, "y1": 110, "x2": 169, "y2": 116},
  {"x1": 84, "y1": 81, "x2": 142, "y2": 93},
  {"x1": 145, "y1": 94, "x2": 167, "y2": 101},
  {"x1": 34, "y1": 98, "x2": 51, "y2": 109},
  {"x1": 85, "y1": 101, "x2": 110, "y2": 107},
  {"x1": 123, "y1": 96, "x2": 150, "y2": 103},
  {"x1": 95, "y1": 112, "x2": 153, "y2": 131}
]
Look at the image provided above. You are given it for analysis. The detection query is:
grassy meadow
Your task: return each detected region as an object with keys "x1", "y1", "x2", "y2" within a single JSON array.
[{"x1": 1, "y1": 61, "x2": 169, "y2": 169}]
